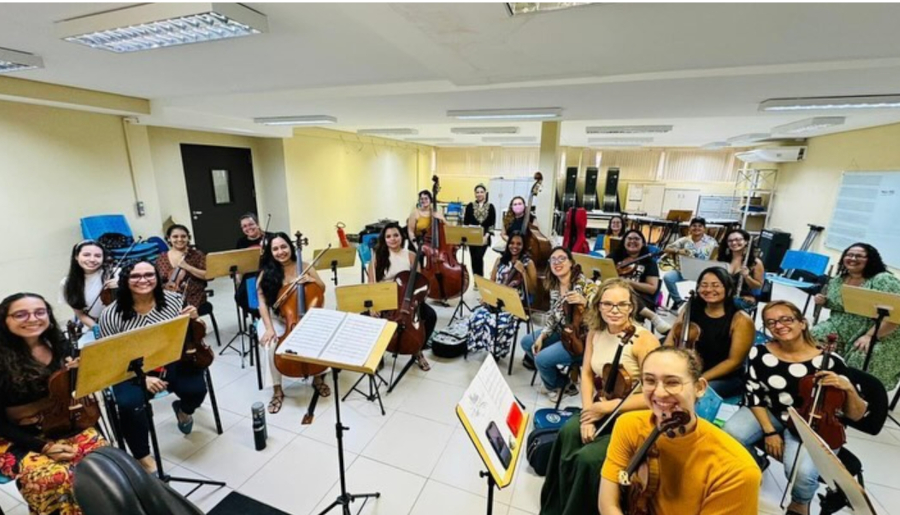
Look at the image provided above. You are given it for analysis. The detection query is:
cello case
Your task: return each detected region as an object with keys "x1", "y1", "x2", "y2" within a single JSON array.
[{"x1": 562, "y1": 207, "x2": 590, "y2": 254}]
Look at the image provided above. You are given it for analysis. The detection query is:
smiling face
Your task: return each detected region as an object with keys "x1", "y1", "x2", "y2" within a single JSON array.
[
  {"x1": 5, "y1": 296, "x2": 50, "y2": 341},
  {"x1": 641, "y1": 350, "x2": 704, "y2": 428},
  {"x1": 127, "y1": 262, "x2": 158, "y2": 297},
  {"x1": 624, "y1": 232, "x2": 643, "y2": 256},
  {"x1": 475, "y1": 187, "x2": 486, "y2": 203},
  {"x1": 599, "y1": 286, "x2": 633, "y2": 329},
  {"x1": 168, "y1": 228, "x2": 190, "y2": 251},
  {"x1": 241, "y1": 217, "x2": 261, "y2": 239},
  {"x1": 507, "y1": 235, "x2": 524, "y2": 258},
  {"x1": 689, "y1": 222, "x2": 705, "y2": 238},
  {"x1": 419, "y1": 193, "x2": 431, "y2": 209},
  {"x1": 77, "y1": 244, "x2": 104, "y2": 274},
  {"x1": 727, "y1": 232, "x2": 747, "y2": 254},
  {"x1": 609, "y1": 217, "x2": 623, "y2": 235},
  {"x1": 697, "y1": 271, "x2": 726, "y2": 305},
  {"x1": 549, "y1": 249, "x2": 572, "y2": 278},
  {"x1": 271, "y1": 237, "x2": 293, "y2": 265},
  {"x1": 384, "y1": 227, "x2": 403, "y2": 251},
  {"x1": 843, "y1": 245, "x2": 869, "y2": 275},
  {"x1": 763, "y1": 304, "x2": 806, "y2": 343}
]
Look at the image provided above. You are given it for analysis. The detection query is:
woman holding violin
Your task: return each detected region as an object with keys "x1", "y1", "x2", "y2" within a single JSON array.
[
  {"x1": 0, "y1": 293, "x2": 107, "y2": 515},
  {"x1": 610, "y1": 230, "x2": 670, "y2": 333},
  {"x1": 155, "y1": 224, "x2": 208, "y2": 308},
  {"x1": 463, "y1": 183, "x2": 496, "y2": 278},
  {"x1": 601, "y1": 215, "x2": 626, "y2": 255},
  {"x1": 812, "y1": 242, "x2": 900, "y2": 391},
  {"x1": 467, "y1": 232, "x2": 536, "y2": 359},
  {"x1": 520, "y1": 247, "x2": 595, "y2": 397},
  {"x1": 257, "y1": 232, "x2": 330, "y2": 414},
  {"x1": 723, "y1": 301, "x2": 867, "y2": 515},
  {"x1": 407, "y1": 190, "x2": 445, "y2": 249},
  {"x1": 663, "y1": 267, "x2": 754, "y2": 398},
  {"x1": 539, "y1": 279, "x2": 657, "y2": 515},
  {"x1": 59, "y1": 240, "x2": 117, "y2": 330},
  {"x1": 99, "y1": 260, "x2": 207, "y2": 474},
  {"x1": 600, "y1": 347, "x2": 761, "y2": 515},
  {"x1": 717, "y1": 228, "x2": 764, "y2": 311},
  {"x1": 501, "y1": 196, "x2": 532, "y2": 242},
  {"x1": 368, "y1": 223, "x2": 437, "y2": 371}
]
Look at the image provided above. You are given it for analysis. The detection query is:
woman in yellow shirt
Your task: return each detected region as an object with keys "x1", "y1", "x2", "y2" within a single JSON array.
[
  {"x1": 407, "y1": 189, "x2": 445, "y2": 250},
  {"x1": 599, "y1": 347, "x2": 761, "y2": 515}
]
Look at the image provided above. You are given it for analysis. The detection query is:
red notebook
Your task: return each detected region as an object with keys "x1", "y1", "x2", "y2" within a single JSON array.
[{"x1": 506, "y1": 402, "x2": 524, "y2": 437}]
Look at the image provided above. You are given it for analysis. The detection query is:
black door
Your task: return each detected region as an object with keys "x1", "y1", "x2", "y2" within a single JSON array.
[{"x1": 180, "y1": 144, "x2": 258, "y2": 252}]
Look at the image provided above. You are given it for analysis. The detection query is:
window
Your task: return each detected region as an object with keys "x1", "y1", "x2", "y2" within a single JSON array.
[{"x1": 211, "y1": 169, "x2": 232, "y2": 205}]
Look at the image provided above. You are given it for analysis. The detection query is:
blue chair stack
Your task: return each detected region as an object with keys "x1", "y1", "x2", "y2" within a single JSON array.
[{"x1": 80, "y1": 214, "x2": 159, "y2": 262}]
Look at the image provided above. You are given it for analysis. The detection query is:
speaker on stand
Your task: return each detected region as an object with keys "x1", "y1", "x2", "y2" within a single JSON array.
[
  {"x1": 562, "y1": 167, "x2": 578, "y2": 212},
  {"x1": 602, "y1": 167, "x2": 621, "y2": 213},
  {"x1": 583, "y1": 167, "x2": 599, "y2": 211}
]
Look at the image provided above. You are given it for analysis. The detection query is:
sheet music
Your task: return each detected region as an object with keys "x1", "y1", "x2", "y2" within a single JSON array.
[
  {"x1": 277, "y1": 309, "x2": 346, "y2": 358},
  {"x1": 319, "y1": 314, "x2": 387, "y2": 366}
]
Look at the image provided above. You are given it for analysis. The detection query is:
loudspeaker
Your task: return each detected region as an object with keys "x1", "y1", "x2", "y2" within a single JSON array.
[
  {"x1": 583, "y1": 167, "x2": 599, "y2": 211},
  {"x1": 758, "y1": 229, "x2": 792, "y2": 272},
  {"x1": 562, "y1": 167, "x2": 577, "y2": 211},
  {"x1": 602, "y1": 167, "x2": 620, "y2": 212}
]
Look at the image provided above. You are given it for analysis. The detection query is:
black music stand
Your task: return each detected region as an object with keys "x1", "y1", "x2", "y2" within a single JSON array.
[
  {"x1": 206, "y1": 249, "x2": 261, "y2": 369},
  {"x1": 445, "y1": 225, "x2": 484, "y2": 324},
  {"x1": 334, "y1": 283, "x2": 398, "y2": 415},
  {"x1": 314, "y1": 246, "x2": 356, "y2": 287},
  {"x1": 76, "y1": 316, "x2": 225, "y2": 497}
]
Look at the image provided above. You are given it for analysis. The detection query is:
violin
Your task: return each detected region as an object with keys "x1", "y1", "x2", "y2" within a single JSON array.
[
  {"x1": 792, "y1": 333, "x2": 846, "y2": 450},
  {"x1": 616, "y1": 250, "x2": 665, "y2": 276},
  {"x1": 521, "y1": 172, "x2": 553, "y2": 309},
  {"x1": 178, "y1": 277, "x2": 214, "y2": 370},
  {"x1": 618, "y1": 412, "x2": 691, "y2": 515},
  {"x1": 670, "y1": 291, "x2": 701, "y2": 350},
  {"x1": 734, "y1": 235, "x2": 757, "y2": 297},
  {"x1": 40, "y1": 321, "x2": 102, "y2": 439},
  {"x1": 384, "y1": 238, "x2": 430, "y2": 356},
  {"x1": 560, "y1": 264, "x2": 587, "y2": 356},
  {"x1": 336, "y1": 222, "x2": 351, "y2": 248},
  {"x1": 813, "y1": 264, "x2": 834, "y2": 325},
  {"x1": 273, "y1": 232, "x2": 329, "y2": 380},
  {"x1": 259, "y1": 214, "x2": 272, "y2": 255},
  {"x1": 594, "y1": 325, "x2": 639, "y2": 402},
  {"x1": 421, "y1": 175, "x2": 468, "y2": 302}
]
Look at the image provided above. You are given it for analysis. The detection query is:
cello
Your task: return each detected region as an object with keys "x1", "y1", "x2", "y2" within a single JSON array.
[
  {"x1": 422, "y1": 175, "x2": 468, "y2": 302},
  {"x1": 521, "y1": 173, "x2": 553, "y2": 309},
  {"x1": 40, "y1": 321, "x2": 102, "y2": 439},
  {"x1": 177, "y1": 277, "x2": 215, "y2": 370},
  {"x1": 385, "y1": 238, "x2": 430, "y2": 356}
]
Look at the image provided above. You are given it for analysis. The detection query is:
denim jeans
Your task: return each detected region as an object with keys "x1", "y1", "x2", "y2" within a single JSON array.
[
  {"x1": 663, "y1": 270, "x2": 685, "y2": 304},
  {"x1": 520, "y1": 329, "x2": 574, "y2": 390},
  {"x1": 722, "y1": 406, "x2": 820, "y2": 504}
]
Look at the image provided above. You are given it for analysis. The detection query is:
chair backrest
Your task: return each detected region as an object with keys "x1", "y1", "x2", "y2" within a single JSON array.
[
  {"x1": 147, "y1": 236, "x2": 169, "y2": 254},
  {"x1": 592, "y1": 235, "x2": 605, "y2": 252},
  {"x1": 779, "y1": 250, "x2": 829, "y2": 276},
  {"x1": 842, "y1": 367, "x2": 888, "y2": 435},
  {"x1": 446, "y1": 202, "x2": 463, "y2": 216},
  {"x1": 246, "y1": 276, "x2": 259, "y2": 311},
  {"x1": 357, "y1": 233, "x2": 379, "y2": 266},
  {"x1": 80, "y1": 215, "x2": 135, "y2": 240}
]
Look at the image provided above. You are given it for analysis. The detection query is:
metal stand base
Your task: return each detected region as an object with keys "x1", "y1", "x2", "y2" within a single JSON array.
[{"x1": 342, "y1": 371, "x2": 388, "y2": 416}]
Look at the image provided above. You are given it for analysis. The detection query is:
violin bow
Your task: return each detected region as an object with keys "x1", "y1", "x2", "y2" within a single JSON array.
[
  {"x1": 84, "y1": 236, "x2": 144, "y2": 314},
  {"x1": 272, "y1": 244, "x2": 332, "y2": 309},
  {"x1": 594, "y1": 380, "x2": 642, "y2": 438}
]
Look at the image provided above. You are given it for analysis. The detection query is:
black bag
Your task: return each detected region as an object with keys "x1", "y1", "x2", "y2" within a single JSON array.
[
  {"x1": 430, "y1": 320, "x2": 468, "y2": 359},
  {"x1": 98, "y1": 232, "x2": 134, "y2": 250},
  {"x1": 526, "y1": 427, "x2": 559, "y2": 477}
]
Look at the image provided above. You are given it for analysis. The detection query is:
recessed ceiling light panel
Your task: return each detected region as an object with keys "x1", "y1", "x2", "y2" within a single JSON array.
[
  {"x1": 450, "y1": 126, "x2": 520, "y2": 135},
  {"x1": 771, "y1": 116, "x2": 845, "y2": 134},
  {"x1": 759, "y1": 95, "x2": 900, "y2": 112},
  {"x1": 726, "y1": 133, "x2": 770, "y2": 144},
  {"x1": 253, "y1": 115, "x2": 336, "y2": 126},
  {"x1": 482, "y1": 136, "x2": 537, "y2": 143},
  {"x1": 56, "y1": 3, "x2": 268, "y2": 53},
  {"x1": 357, "y1": 128, "x2": 418, "y2": 135},
  {"x1": 448, "y1": 108, "x2": 562, "y2": 120},
  {"x1": 586, "y1": 125, "x2": 673, "y2": 134},
  {"x1": 588, "y1": 137, "x2": 653, "y2": 145},
  {"x1": 0, "y1": 47, "x2": 44, "y2": 74},
  {"x1": 701, "y1": 142, "x2": 731, "y2": 150}
]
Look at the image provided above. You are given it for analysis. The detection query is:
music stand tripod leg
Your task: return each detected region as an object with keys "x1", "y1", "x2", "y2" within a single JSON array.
[
  {"x1": 449, "y1": 240, "x2": 473, "y2": 324},
  {"x1": 479, "y1": 471, "x2": 495, "y2": 515},
  {"x1": 221, "y1": 268, "x2": 250, "y2": 366},
  {"x1": 387, "y1": 355, "x2": 418, "y2": 394}
]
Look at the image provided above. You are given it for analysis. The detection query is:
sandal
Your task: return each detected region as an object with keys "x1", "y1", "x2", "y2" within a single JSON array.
[
  {"x1": 313, "y1": 376, "x2": 332, "y2": 398},
  {"x1": 416, "y1": 354, "x2": 432, "y2": 372},
  {"x1": 268, "y1": 392, "x2": 285, "y2": 414}
]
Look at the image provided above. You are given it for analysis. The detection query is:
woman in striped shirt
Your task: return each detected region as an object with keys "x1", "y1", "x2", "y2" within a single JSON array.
[{"x1": 99, "y1": 260, "x2": 207, "y2": 474}]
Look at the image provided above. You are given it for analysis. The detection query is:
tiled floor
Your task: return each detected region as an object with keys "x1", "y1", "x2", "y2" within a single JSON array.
[{"x1": 3, "y1": 250, "x2": 900, "y2": 515}]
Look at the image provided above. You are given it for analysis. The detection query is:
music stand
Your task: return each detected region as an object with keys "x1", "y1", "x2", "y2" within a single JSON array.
[
  {"x1": 572, "y1": 253, "x2": 618, "y2": 283},
  {"x1": 841, "y1": 285, "x2": 900, "y2": 427},
  {"x1": 206, "y1": 248, "x2": 261, "y2": 367},
  {"x1": 334, "y1": 283, "x2": 398, "y2": 415},
  {"x1": 76, "y1": 316, "x2": 225, "y2": 496},
  {"x1": 445, "y1": 225, "x2": 484, "y2": 324},
  {"x1": 314, "y1": 247, "x2": 358, "y2": 287},
  {"x1": 787, "y1": 408, "x2": 878, "y2": 515},
  {"x1": 475, "y1": 276, "x2": 528, "y2": 376},
  {"x1": 276, "y1": 309, "x2": 396, "y2": 515}
]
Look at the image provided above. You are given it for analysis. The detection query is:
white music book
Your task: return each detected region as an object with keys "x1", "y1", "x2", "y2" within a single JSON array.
[{"x1": 276, "y1": 308, "x2": 388, "y2": 367}]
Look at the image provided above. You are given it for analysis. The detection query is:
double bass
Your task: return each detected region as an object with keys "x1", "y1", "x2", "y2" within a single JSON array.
[
  {"x1": 422, "y1": 175, "x2": 468, "y2": 302},
  {"x1": 40, "y1": 321, "x2": 102, "y2": 439},
  {"x1": 521, "y1": 173, "x2": 553, "y2": 309}
]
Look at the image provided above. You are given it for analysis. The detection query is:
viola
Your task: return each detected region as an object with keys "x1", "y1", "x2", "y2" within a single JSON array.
[
  {"x1": 671, "y1": 291, "x2": 700, "y2": 350},
  {"x1": 792, "y1": 333, "x2": 846, "y2": 450},
  {"x1": 178, "y1": 277, "x2": 214, "y2": 371},
  {"x1": 421, "y1": 175, "x2": 468, "y2": 302},
  {"x1": 40, "y1": 321, "x2": 102, "y2": 439},
  {"x1": 618, "y1": 412, "x2": 691, "y2": 515},
  {"x1": 336, "y1": 222, "x2": 351, "y2": 248},
  {"x1": 560, "y1": 264, "x2": 587, "y2": 356},
  {"x1": 521, "y1": 172, "x2": 553, "y2": 309},
  {"x1": 384, "y1": 239, "x2": 430, "y2": 356},
  {"x1": 616, "y1": 250, "x2": 665, "y2": 276}
]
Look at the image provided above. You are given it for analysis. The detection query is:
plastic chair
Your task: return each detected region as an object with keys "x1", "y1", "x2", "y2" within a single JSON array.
[
  {"x1": 589, "y1": 235, "x2": 606, "y2": 258},
  {"x1": 147, "y1": 236, "x2": 169, "y2": 254},
  {"x1": 764, "y1": 250, "x2": 829, "y2": 314},
  {"x1": 357, "y1": 233, "x2": 379, "y2": 282},
  {"x1": 80, "y1": 214, "x2": 157, "y2": 260}
]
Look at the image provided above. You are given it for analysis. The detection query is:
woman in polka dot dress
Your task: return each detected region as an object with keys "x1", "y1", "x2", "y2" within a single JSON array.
[{"x1": 723, "y1": 300, "x2": 868, "y2": 515}]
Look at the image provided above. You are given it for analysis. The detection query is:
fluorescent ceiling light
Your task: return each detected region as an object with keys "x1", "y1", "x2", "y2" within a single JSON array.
[
  {"x1": 357, "y1": 128, "x2": 418, "y2": 135},
  {"x1": 701, "y1": 142, "x2": 731, "y2": 150},
  {"x1": 588, "y1": 137, "x2": 653, "y2": 145},
  {"x1": 482, "y1": 136, "x2": 537, "y2": 143},
  {"x1": 586, "y1": 125, "x2": 673, "y2": 135},
  {"x1": 759, "y1": 95, "x2": 900, "y2": 112},
  {"x1": 448, "y1": 108, "x2": 562, "y2": 120},
  {"x1": 451, "y1": 126, "x2": 520, "y2": 135},
  {"x1": 771, "y1": 116, "x2": 845, "y2": 134},
  {"x1": 726, "y1": 133, "x2": 770, "y2": 144},
  {"x1": 0, "y1": 47, "x2": 43, "y2": 74},
  {"x1": 253, "y1": 115, "x2": 336, "y2": 126},
  {"x1": 506, "y1": 3, "x2": 586, "y2": 16},
  {"x1": 56, "y1": 3, "x2": 267, "y2": 53},
  {"x1": 405, "y1": 137, "x2": 453, "y2": 143}
]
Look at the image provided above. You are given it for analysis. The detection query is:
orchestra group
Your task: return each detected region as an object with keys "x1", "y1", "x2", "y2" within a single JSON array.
[{"x1": 1, "y1": 177, "x2": 897, "y2": 515}]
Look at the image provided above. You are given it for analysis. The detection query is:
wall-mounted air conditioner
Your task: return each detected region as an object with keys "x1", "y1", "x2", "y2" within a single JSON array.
[{"x1": 735, "y1": 146, "x2": 807, "y2": 163}]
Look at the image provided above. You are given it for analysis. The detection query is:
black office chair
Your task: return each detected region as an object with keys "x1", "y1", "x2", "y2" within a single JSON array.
[
  {"x1": 74, "y1": 447, "x2": 203, "y2": 515},
  {"x1": 197, "y1": 289, "x2": 221, "y2": 347}
]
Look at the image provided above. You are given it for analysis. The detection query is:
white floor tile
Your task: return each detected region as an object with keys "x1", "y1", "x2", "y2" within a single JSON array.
[
  {"x1": 507, "y1": 454, "x2": 543, "y2": 515},
  {"x1": 4, "y1": 504, "x2": 29, "y2": 515},
  {"x1": 0, "y1": 489, "x2": 22, "y2": 514},
  {"x1": 300, "y1": 399, "x2": 393, "y2": 454},
  {"x1": 409, "y1": 480, "x2": 508, "y2": 515},
  {"x1": 154, "y1": 401, "x2": 244, "y2": 465},
  {"x1": 311, "y1": 456, "x2": 427, "y2": 515},
  {"x1": 867, "y1": 483, "x2": 900, "y2": 515},
  {"x1": 361, "y1": 411, "x2": 454, "y2": 477},
  {"x1": 394, "y1": 377, "x2": 466, "y2": 426},
  {"x1": 843, "y1": 437, "x2": 900, "y2": 490},
  {"x1": 429, "y1": 427, "x2": 514, "y2": 505},
  {"x1": 164, "y1": 464, "x2": 233, "y2": 513}
]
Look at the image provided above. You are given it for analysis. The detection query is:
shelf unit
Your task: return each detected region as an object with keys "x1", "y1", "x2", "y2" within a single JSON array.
[{"x1": 732, "y1": 165, "x2": 777, "y2": 231}]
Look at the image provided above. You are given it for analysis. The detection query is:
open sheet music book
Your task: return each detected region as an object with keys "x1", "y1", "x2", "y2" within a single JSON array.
[{"x1": 276, "y1": 308, "x2": 389, "y2": 368}]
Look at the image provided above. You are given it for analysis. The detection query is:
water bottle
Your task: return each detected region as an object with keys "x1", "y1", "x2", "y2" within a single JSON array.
[{"x1": 251, "y1": 402, "x2": 267, "y2": 451}]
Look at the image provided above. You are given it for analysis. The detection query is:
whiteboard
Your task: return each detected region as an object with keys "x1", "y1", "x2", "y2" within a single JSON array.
[{"x1": 826, "y1": 171, "x2": 900, "y2": 268}]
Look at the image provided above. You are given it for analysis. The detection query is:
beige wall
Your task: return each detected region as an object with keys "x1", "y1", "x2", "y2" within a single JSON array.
[
  {"x1": 281, "y1": 128, "x2": 431, "y2": 248},
  {"x1": 769, "y1": 122, "x2": 900, "y2": 271}
]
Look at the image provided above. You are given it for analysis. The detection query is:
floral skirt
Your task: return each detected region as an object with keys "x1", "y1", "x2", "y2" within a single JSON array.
[
  {"x1": 467, "y1": 306, "x2": 518, "y2": 359},
  {"x1": 0, "y1": 428, "x2": 107, "y2": 515}
]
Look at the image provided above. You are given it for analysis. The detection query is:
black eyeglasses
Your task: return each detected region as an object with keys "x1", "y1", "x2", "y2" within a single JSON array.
[
  {"x1": 764, "y1": 316, "x2": 798, "y2": 328},
  {"x1": 128, "y1": 272, "x2": 157, "y2": 283}
]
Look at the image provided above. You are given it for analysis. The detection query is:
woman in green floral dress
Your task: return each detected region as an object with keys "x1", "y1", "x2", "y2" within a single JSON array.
[{"x1": 812, "y1": 243, "x2": 900, "y2": 390}]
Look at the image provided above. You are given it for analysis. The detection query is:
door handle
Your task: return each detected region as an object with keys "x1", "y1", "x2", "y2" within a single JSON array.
[{"x1": 192, "y1": 211, "x2": 203, "y2": 215}]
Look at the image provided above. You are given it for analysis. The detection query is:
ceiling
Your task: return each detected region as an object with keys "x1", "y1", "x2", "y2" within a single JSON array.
[{"x1": 4, "y1": 3, "x2": 900, "y2": 146}]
